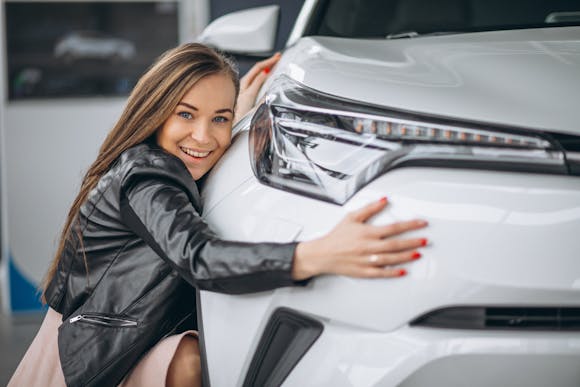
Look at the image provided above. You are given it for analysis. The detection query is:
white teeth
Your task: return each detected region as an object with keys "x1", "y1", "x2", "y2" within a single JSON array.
[{"x1": 181, "y1": 147, "x2": 210, "y2": 158}]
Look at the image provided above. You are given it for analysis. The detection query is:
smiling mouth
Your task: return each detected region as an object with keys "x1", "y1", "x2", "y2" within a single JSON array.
[{"x1": 180, "y1": 146, "x2": 211, "y2": 158}]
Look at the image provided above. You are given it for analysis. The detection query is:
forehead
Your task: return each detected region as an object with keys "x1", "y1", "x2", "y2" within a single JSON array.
[{"x1": 180, "y1": 73, "x2": 236, "y2": 108}]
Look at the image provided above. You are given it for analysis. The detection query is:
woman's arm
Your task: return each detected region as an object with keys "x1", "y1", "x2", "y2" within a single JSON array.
[
  {"x1": 121, "y1": 166, "x2": 427, "y2": 293},
  {"x1": 121, "y1": 172, "x2": 301, "y2": 294}
]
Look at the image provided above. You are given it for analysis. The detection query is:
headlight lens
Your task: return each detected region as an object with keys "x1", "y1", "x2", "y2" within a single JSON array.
[{"x1": 249, "y1": 76, "x2": 566, "y2": 204}]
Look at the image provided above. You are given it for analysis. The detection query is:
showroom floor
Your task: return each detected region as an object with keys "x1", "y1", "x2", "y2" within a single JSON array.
[{"x1": 0, "y1": 310, "x2": 44, "y2": 385}]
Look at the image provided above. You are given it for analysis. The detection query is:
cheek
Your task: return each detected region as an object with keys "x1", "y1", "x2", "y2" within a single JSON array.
[
  {"x1": 156, "y1": 127, "x2": 170, "y2": 148},
  {"x1": 215, "y1": 127, "x2": 232, "y2": 149},
  {"x1": 157, "y1": 120, "x2": 184, "y2": 147}
]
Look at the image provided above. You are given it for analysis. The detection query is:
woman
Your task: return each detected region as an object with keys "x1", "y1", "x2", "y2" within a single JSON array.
[{"x1": 9, "y1": 43, "x2": 428, "y2": 387}]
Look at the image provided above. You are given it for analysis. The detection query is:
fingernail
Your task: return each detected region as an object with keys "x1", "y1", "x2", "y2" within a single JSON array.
[
  {"x1": 418, "y1": 220, "x2": 429, "y2": 226},
  {"x1": 398, "y1": 269, "x2": 407, "y2": 276},
  {"x1": 411, "y1": 252, "x2": 421, "y2": 260},
  {"x1": 420, "y1": 238, "x2": 428, "y2": 246},
  {"x1": 263, "y1": 67, "x2": 270, "y2": 74},
  {"x1": 379, "y1": 196, "x2": 388, "y2": 204}
]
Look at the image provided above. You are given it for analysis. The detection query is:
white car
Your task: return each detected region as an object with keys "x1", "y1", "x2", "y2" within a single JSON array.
[
  {"x1": 198, "y1": 1, "x2": 580, "y2": 386},
  {"x1": 54, "y1": 31, "x2": 136, "y2": 63}
]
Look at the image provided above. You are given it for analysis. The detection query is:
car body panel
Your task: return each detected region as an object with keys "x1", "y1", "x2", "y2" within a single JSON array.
[
  {"x1": 287, "y1": 326, "x2": 580, "y2": 386},
  {"x1": 200, "y1": 131, "x2": 580, "y2": 386},
  {"x1": 264, "y1": 27, "x2": 580, "y2": 135}
]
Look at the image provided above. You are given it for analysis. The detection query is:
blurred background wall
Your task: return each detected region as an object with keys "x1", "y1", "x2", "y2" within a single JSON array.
[{"x1": 0, "y1": 0, "x2": 304, "y2": 314}]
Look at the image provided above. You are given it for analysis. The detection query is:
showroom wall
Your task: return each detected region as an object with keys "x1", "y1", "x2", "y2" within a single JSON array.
[{"x1": 0, "y1": 0, "x2": 206, "y2": 313}]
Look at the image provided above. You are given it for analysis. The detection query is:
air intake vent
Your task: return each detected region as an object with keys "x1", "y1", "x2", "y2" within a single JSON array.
[
  {"x1": 411, "y1": 307, "x2": 580, "y2": 331},
  {"x1": 243, "y1": 307, "x2": 323, "y2": 387}
]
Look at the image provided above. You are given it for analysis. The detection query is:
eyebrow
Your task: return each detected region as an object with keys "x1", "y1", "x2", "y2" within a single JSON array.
[{"x1": 178, "y1": 102, "x2": 233, "y2": 115}]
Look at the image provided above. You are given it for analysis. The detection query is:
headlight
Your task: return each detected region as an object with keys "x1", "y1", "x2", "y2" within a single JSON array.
[{"x1": 249, "y1": 76, "x2": 566, "y2": 204}]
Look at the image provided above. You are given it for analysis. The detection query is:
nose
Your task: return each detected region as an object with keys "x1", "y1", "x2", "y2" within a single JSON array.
[{"x1": 189, "y1": 120, "x2": 212, "y2": 145}]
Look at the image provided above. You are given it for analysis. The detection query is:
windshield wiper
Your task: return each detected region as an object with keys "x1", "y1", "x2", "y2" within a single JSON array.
[
  {"x1": 386, "y1": 23, "x2": 580, "y2": 40},
  {"x1": 386, "y1": 30, "x2": 470, "y2": 39},
  {"x1": 385, "y1": 31, "x2": 419, "y2": 39}
]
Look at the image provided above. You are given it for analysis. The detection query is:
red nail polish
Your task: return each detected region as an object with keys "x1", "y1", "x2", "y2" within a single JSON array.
[
  {"x1": 420, "y1": 238, "x2": 428, "y2": 246},
  {"x1": 379, "y1": 196, "x2": 388, "y2": 204},
  {"x1": 264, "y1": 67, "x2": 270, "y2": 74},
  {"x1": 411, "y1": 252, "x2": 421, "y2": 260},
  {"x1": 398, "y1": 269, "x2": 407, "y2": 276}
]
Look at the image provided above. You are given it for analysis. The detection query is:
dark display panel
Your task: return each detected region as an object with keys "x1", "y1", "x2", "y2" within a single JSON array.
[{"x1": 5, "y1": 1, "x2": 179, "y2": 100}]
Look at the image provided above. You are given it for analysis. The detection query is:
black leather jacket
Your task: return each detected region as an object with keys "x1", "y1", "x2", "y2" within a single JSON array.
[{"x1": 44, "y1": 141, "x2": 301, "y2": 386}]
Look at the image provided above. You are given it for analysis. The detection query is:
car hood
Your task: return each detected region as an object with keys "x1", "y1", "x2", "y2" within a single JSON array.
[{"x1": 275, "y1": 27, "x2": 580, "y2": 135}]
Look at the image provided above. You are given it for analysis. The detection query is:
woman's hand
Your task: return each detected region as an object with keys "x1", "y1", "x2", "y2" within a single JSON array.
[
  {"x1": 292, "y1": 197, "x2": 428, "y2": 280},
  {"x1": 234, "y1": 53, "x2": 281, "y2": 123}
]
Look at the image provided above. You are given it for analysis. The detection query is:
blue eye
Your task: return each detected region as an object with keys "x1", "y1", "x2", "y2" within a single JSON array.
[
  {"x1": 178, "y1": 111, "x2": 193, "y2": 120},
  {"x1": 213, "y1": 116, "x2": 230, "y2": 124}
]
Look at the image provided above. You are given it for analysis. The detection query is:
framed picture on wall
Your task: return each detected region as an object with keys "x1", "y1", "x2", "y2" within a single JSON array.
[{"x1": 5, "y1": 1, "x2": 179, "y2": 100}]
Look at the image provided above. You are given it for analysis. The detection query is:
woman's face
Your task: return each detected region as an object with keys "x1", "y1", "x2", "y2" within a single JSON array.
[{"x1": 157, "y1": 73, "x2": 236, "y2": 180}]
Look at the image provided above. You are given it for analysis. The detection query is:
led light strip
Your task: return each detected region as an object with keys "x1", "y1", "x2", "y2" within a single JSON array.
[
  {"x1": 272, "y1": 103, "x2": 552, "y2": 149},
  {"x1": 351, "y1": 117, "x2": 551, "y2": 148}
]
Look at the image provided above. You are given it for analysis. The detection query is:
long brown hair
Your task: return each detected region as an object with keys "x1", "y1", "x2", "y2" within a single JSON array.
[{"x1": 41, "y1": 43, "x2": 239, "y2": 299}]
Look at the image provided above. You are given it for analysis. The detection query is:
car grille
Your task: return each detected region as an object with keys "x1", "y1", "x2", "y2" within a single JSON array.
[{"x1": 411, "y1": 306, "x2": 580, "y2": 331}]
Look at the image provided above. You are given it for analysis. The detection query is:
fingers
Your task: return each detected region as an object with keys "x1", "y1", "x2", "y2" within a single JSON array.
[
  {"x1": 352, "y1": 237, "x2": 427, "y2": 278},
  {"x1": 344, "y1": 247, "x2": 422, "y2": 279},
  {"x1": 235, "y1": 53, "x2": 282, "y2": 120},
  {"x1": 349, "y1": 196, "x2": 388, "y2": 222},
  {"x1": 369, "y1": 237, "x2": 428, "y2": 255},
  {"x1": 333, "y1": 263, "x2": 408, "y2": 279},
  {"x1": 368, "y1": 219, "x2": 428, "y2": 239},
  {"x1": 240, "y1": 52, "x2": 281, "y2": 90},
  {"x1": 366, "y1": 249, "x2": 422, "y2": 267},
  {"x1": 307, "y1": 197, "x2": 430, "y2": 280},
  {"x1": 356, "y1": 267, "x2": 408, "y2": 279},
  {"x1": 244, "y1": 68, "x2": 269, "y2": 95},
  {"x1": 235, "y1": 68, "x2": 271, "y2": 119}
]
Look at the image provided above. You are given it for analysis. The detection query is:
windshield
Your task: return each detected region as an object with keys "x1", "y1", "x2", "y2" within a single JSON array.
[{"x1": 307, "y1": 0, "x2": 580, "y2": 38}]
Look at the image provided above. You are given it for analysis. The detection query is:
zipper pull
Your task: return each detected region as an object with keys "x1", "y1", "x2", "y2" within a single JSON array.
[{"x1": 69, "y1": 315, "x2": 83, "y2": 323}]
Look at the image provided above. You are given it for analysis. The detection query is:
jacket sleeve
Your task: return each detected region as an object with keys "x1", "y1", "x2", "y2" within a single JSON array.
[{"x1": 119, "y1": 164, "x2": 306, "y2": 294}]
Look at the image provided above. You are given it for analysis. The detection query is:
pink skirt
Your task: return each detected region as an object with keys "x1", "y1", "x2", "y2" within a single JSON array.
[{"x1": 8, "y1": 307, "x2": 197, "y2": 387}]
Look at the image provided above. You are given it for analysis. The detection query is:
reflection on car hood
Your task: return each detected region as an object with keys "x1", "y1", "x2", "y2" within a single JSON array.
[{"x1": 279, "y1": 27, "x2": 580, "y2": 135}]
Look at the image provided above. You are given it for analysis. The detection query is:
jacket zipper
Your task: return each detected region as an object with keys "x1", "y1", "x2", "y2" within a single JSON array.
[{"x1": 69, "y1": 314, "x2": 138, "y2": 327}]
